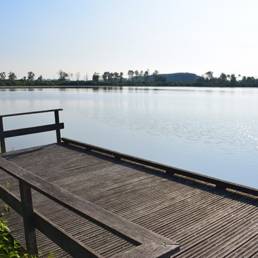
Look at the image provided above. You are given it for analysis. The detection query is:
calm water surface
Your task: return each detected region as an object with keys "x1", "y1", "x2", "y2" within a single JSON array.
[{"x1": 0, "y1": 87, "x2": 258, "y2": 188}]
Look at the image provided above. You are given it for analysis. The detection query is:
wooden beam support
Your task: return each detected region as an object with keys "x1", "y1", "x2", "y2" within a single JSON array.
[
  {"x1": 19, "y1": 181, "x2": 38, "y2": 256},
  {"x1": 54, "y1": 110, "x2": 61, "y2": 144},
  {"x1": 0, "y1": 117, "x2": 6, "y2": 153}
]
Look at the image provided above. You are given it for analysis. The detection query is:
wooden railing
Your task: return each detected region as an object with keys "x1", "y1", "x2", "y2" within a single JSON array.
[
  {"x1": 0, "y1": 157, "x2": 179, "y2": 257},
  {"x1": 0, "y1": 109, "x2": 64, "y2": 153},
  {"x1": 62, "y1": 137, "x2": 258, "y2": 199}
]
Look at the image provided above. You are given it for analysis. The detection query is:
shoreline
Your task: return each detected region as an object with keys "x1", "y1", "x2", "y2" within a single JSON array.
[{"x1": 1, "y1": 84, "x2": 258, "y2": 89}]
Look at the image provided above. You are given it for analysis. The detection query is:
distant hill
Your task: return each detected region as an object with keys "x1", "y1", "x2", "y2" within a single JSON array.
[{"x1": 155, "y1": 73, "x2": 201, "y2": 83}]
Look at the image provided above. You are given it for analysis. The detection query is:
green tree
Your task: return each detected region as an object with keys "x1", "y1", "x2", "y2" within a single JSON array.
[
  {"x1": 92, "y1": 72, "x2": 99, "y2": 82},
  {"x1": 219, "y1": 73, "x2": 227, "y2": 82},
  {"x1": 8, "y1": 72, "x2": 16, "y2": 81},
  {"x1": 205, "y1": 71, "x2": 213, "y2": 80},
  {"x1": 152, "y1": 70, "x2": 160, "y2": 82},
  {"x1": 246, "y1": 76, "x2": 255, "y2": 84},
  {"x1": 103, "y1": 72, "x2": 109, "y2": 81},
  {"x1": 108, "y1": 72, "x2": 113, "y2": 81},
  {"x1": 27, "y1": 71, "x2": 35, "y2": 81},
  {"x1": 0, "y1": 72, "x2": 6, "y2": 80},
  {"x1": 58, "y1": 70, "x2": 69, "y2": 80},
  {"x1": 128, "y1": 70, "x2": 134, "y2": 80},
  {"x1": 153, "y1": 70, "x2": 159, "y2": 76},
  {"x1": 119, "y1": 72, "x2": 123, "y2": 82},
  {"x1": 37, "y1": 75, "x2": 43, "y2": 81},
  {"x1": 242, "y1": 76, "x2": 247, "y2": 83},
  {"x1": 230, "y1": 74, "x2": 237, "y2": 84},
  {"x1": 113, "y1": 72, "x2": 119, "y2": 81},
  {"x1": 144, "y1": 70, "x2": 149, "y2": 81}
]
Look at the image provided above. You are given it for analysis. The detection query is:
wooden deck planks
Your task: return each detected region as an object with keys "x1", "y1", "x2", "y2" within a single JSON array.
[{"x1": 1, "y1": 143, "x2": 258, "y2": 257}]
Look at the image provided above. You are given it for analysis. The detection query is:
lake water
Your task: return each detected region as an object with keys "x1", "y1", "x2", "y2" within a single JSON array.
[{"x1": 0, "y1": 87, "x2": 258, "y2": 189}]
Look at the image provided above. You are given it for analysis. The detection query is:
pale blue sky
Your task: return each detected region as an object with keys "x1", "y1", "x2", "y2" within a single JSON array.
[{"x1": 1, "y1": 0, "x2": 258, "y2": 79}]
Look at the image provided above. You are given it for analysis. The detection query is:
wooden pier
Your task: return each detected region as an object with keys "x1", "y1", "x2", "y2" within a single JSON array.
[{"x1": 0, "y1": 109, "x2": 257, "y2": 257}]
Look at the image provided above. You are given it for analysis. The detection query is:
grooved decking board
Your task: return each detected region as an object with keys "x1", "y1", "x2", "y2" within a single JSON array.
[{"x1": 1, "y1": 143, "x2": 258, "y2": 257}]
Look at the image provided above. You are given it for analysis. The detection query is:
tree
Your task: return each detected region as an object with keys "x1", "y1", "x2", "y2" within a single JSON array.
[
  {"x1": 114, "y1": 72, "x2": 119, "y2": 81},
  {"x1": 8, "y1": 72, "x2": 17, "y2": 81},
  {"x1": 246, "y1": 76, "x2": 255, "y2": 84},
  {"x1": 230, "y1": 74, "x2": 237, "y2": 84},
  {"x1": 134, "y1": 70, "x2": 139, "y2": 77},
  {"x1": 27, "y1": 71, "x2": 35, "y2": 81},
  {"x1": 205, "y1": 71, "x2": 213, "y2": 80},
  {"x1": 37, "y1": 75, "x2": 43, "y2": 81},
  {"x1": 152, "y1": 70, "x2": 160, "y2": 82},
  {"x1": 92, "y1": 72, "x2": 99, "y2": 82},
  {"x1": 119, "y1": 72, "x2": 123, "y2": 82},
  {"x1": 144, "y1": 70, "x2": 149, "y2": 81},
  {"x1": 153, "y1": 70, "x2": 159, "y2": 76},
  {"x1": 242, "y1": 76, "x2": 247, "y2": 83},
  {"x1": 103, "y1": 72, "x2": 109, "y2": 82},
  {"x1": 128, "y1": 70, "x2": 134, "y2": 80},
  {"x1": 219, "y1": 73, "x2": 227, "y2": 82},
  {"x1": 108, "y1": 72, "x2": 113, "y2": 81},
  {"x1": 0, "y1": 72, "x2": 6, "y2": 80},
  {"x1": 58, "y1": 70, "x2": 69, "y2": 81}
]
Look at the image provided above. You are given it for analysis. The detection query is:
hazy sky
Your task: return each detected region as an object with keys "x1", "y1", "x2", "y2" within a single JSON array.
[{"x1": 1, "y1": 0, "x2": 258, "y2": 79}]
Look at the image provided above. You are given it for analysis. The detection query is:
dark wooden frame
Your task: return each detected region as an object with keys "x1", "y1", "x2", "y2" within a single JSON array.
[
  {"x1": 0, "y1": 109, "x2": 64, "y2": 153},
  {"x1": 62, "y1": 137, "x2": 258, "y2": 199},
  {"x1": 0, "y1": 157, "x2": 179, "y2": 257}
]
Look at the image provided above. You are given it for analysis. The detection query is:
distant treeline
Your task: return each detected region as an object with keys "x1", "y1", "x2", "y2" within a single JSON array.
[
  {"x1": 194, "y1": 71, "x2": 258, "y2": 87},
  {"x1": 0, "y1": 70, "x2": 258, "y2": 87}
]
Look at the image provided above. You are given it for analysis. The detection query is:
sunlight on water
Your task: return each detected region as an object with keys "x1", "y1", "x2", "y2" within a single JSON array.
[{"x1": 0, "y1": 87, "x2": 258, "y2": 188}]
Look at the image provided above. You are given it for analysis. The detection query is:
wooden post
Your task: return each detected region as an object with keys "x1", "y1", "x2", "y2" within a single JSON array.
[
  {"x1": 0, "y1": 116, "x2": 6, "y2": 153},
  {"x1": 19, "y1": 181, "x2": 38, "y2": 256},
  {"x1": 54, "y1": 110, "x2": 61, "y2": 144}
]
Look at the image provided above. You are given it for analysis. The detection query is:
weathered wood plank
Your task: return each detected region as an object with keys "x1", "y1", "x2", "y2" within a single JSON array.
[
  {"x1": 1, "y1": 123, "x2": 64, "y2": 138},
  {"x1": 1, "y1": 143, "x2": 257, "y2": 257},
  {"x1": 0, "y1": 109, "x2": 63, "y2": 118},
  {"x1": 34, "y1": 213, "x2": 101, "y2": 258}
]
